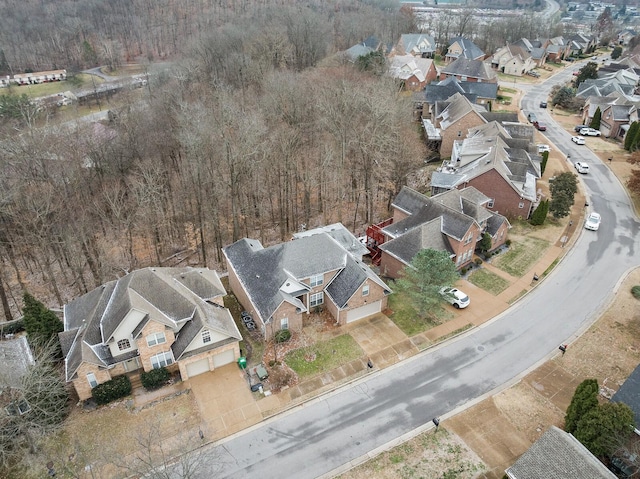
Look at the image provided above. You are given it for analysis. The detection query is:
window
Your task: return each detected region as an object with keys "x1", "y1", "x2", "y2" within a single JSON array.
[
  {"x1": 487, "y1": 199, "x2": 495, "y2": 208},
  {"x1": 310, "y1": 292, "x2": 324, "y2": 307},
  {"x1": 151, "y1": 351, "x2": 173, "y2": 369},
  {"x1": 280, "y1": 318, "x2": 289, "y2": 330},
  {"x1": 518, "y1": 202, "x2": 525, "y2": 209},
  {"x1": 464, "y1": 233, "x2": 473, "y2": 245},
  {"x1": 202, "y1": 330, "x2": 211, "y2": 344},
  {"x1": 117, "y1": 339, "x2": 130, "y2": 351},
  {"x1": 362, "y1": 284, "x2": 370, "y2": 296},
  {"x1": 146, "y1": 332, "x2": 166, "y2": 347},
  {"x1": 309, "y1": 274, "x2": 323, "y2": 287},
  {"x1": 5, "y1": 399, "x2": 30, "y2": 416},
  {"x1": 87, "y1": 373, "x2": 98, "y2": 388}
]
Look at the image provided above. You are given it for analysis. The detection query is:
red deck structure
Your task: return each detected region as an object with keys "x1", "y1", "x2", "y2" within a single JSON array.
[{"x1": 364, "y1": 218, "x2": 393, "y2": 265}]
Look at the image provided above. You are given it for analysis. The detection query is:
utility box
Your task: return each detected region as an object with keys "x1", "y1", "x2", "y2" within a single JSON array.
[{"x1": 237, "y1": 357, "x2": 247, "y2": 370}]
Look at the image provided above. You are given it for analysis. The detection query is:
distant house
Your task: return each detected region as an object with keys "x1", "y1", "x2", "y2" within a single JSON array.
[
  {"x1": 439, "y1": 57, "x2": 497, "y2": 83},
  {"x1": 445, "y1": 37, "x2": 485, "y2": 64},
  {"x1": 618, "y1": 29, "x2": 638, "y2": 46},
  {"x1": 431, "y1": 121, "x2": 541, "y2": 220},
  {"x1": 506, "y1": 426, "x2": 617, "y2": 479},
  {"x1": 60, "y1": 267, "x2": 241, "y2": 401},
  {"x1": 344, "y1": 35, "x2": 384, "y2": 62},
  {"x1": 394, "y1": 33, "x2": 437, "y2": 58},
  {"x1": 490, "y1": 44, "x2": 536, "y2": 76},
  {"x1": 388, "y1": 55, "x2": 437, "y2": 90},
  {"x1": 224, "y1": 224, "x2": 391, "y2": 339},
  {"x1": 512, "y1": 38, "x2": 548, "y2": 67},
  {"x1": 545, "y1": 36, "x2": 571, "y2": 62},
  {"x1": 371, "y1": 186, "x2": 509, "y2": 277}
]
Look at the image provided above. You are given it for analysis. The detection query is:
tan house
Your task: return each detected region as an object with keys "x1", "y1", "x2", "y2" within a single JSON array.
[
  {"x1": 393, "y1": 33, "x2": 437, "y2": 58},
  {"x1": 388, "y1": 55, "x2": 437, "y2": 90},
  {"x1": 432, "y1": 92, "x2": 488, "y2": 158},
  {"x1": 223, "y1": 224, "x2": 391, "y2": 339},
  {"x1": 445, "y1": 37, "x2": 485, "y2": 64},
  {"x1": 376, "y1": 186, "x2": 510, "y2": 278},
  {"x1": 490, "y1": 44, "x2": 536, "y2": 76},
  {"x1": 60, "y1": 267, "x2": 241, "y2": 401}
]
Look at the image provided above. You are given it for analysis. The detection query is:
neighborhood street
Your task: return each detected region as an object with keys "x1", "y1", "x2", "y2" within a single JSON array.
[{"x1": 187, "y1": 66, "x2": 640, "y2": 478}]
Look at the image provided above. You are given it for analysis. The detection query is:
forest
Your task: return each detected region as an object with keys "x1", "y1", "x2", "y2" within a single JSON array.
[{"x1": 0, "y1": 0, "x2": 563, "y2": 319}]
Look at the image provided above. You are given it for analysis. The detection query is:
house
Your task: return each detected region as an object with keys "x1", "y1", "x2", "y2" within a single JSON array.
[
  {"x1": 512, "y1": 38, "x2": 548, "y2": 67},
  {"x1": 60, "y1": 267, "x2": 241, "y2": 401},
  {"x1": 432, "y1": 92, "x2": 489, "y2": 158},
  {"x1": 414, "y1": 76, "x2": 498, "y2": 120},
  {"x1": 369, "y1": 186, "x2": 509, "y2": 277},
  {"x1": 505, "y1": 426, "x2": 617, "y2": 479},
  {"x1": 568, "y1": 33, "x2": 597, "y2": 56},
  {"x1": 431, "y1": 121, "x2": 541, "y2": 220},
  {"x1": 394, "y1": 33, "x2": 437, "y2": 58},
  {"x1": 545, "y1": 36, "x2": 571, "y2": 62},
  {"x1": 599, "y1": 103, "x2": 635, "y2": 139},
  {"x1": 612, "y1": 363, "x2": 640, "y2": 435},
  {"x1": 439, "y1": 57, "x2": 497, "y2": 83},
  {"x1": 388, "y1": 55, "x2": 437, "y2": 90},
  {"x1": 223, "y1": 227, "x2": 392, "y2": 339},
  {"x1": 618, "y1": 29, "x2": 638, "y2": 46},
  {"x1": 490, "y1": 44, "x2": 536, "y2": 76},
  {"x1": 344, "y1": 36, "x2": 383, "y2": 62},
  {"x1": 445, "y1": 37, "x2": 485, "y2": 64}
]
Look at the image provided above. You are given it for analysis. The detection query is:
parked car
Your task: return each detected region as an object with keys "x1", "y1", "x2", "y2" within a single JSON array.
[
  {"x1": 537, "y1": 144, "x2": 551, "y2": 153},
  {"x1": 439, "y1": 287, "x2": 470, "y2": 309},
  {"x1": 585, "y1": 212, "x2": 601, "y2": 231},
  {"x1": 534, "y1": 121, "x2": 547, "y2": 131},
  {"x1": 579, "y1": 127, "x2": 601, "y2": 136},
  {"x1": 539, "y1": 101, "x2": 547, "y2": 108},
  {"x1": 572, "y1": 136, "x2": 586, "y2": 145},
  {"x1": 574, "y1": 162, "x2": 590, "y2": 174},
  {"x1": 527, "y1": 70, "x2": 540, "y2": 78},
  {"x1": 566, "y1": 57, "x2": 575, "y2": 62},
  {"x1": 574, "y1": 125, "x2": 586, "y2": 132},
  {"x1": 591, "y1": 55, "x2": 598, "y2": 60}
]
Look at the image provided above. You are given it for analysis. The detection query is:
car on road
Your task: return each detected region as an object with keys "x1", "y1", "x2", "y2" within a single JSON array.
[
  {"x1": 572, "y1": 71, "x2": 579, "y2": 76},
  {"x1": 439, "y1": 287, "x2": 470, "y2": 309},
  {"x1": 537, "y1": 144, "x2": 550, "y2": 153},
  {"x1": 585, "y1": 212, "x2": 601, "y2": 231},
  {"x1": 534, "y1": 121, "x2": 547, "y2": 131},
  {"x1": 591, "y1": 55, "x2": 598, "y2": 60},
  {"x1": 574, "y1": 162, "x2": 590, "y2": 174},
  {"x1": 527, "y1": 112, "x2": 537, "y2": 123},
  {"x1": 539, "y1": 101, "x2": 547, "y2": 108},
  {"x1": 579, "y1": 127, "x2": 601, "y2": 136},
  {"x1": 571, "y1": 136, "x2": 586, "y2": 145}
]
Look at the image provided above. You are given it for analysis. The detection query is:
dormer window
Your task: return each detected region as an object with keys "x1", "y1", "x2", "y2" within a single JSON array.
[
  {"x1": 310, "y1": 274, "x2": 323, "y2": 287},
  {"x1": 202, "y1": 330, "x2": 211, "y2": 344},
  {"x1": 117, "y1": 339, "x2": 131, "y2": 351}
]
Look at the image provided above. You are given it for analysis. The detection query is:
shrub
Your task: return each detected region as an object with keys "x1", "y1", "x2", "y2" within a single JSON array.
[
  {"x1": 275, "y1": 329, "x2": 292, "y2": 343},
  {"x1": 141, "y1": 367, "x2": 170, "y2": 390},
  {"x1": 632, "y1": 285, "x2": 640, "y2": 299},
  {"x1": 474, "y1": 258, "x2": 483, "y2": 265},
  {"x1": 1, "y1": 318, "x2": 25, "y2": 335},
  {"x1": 505, "y1": 239, "x2": 512, "y2": 246},
  {"x1": 92, "y1": 375, "x2": 132, "y2": 405},
  {"x1": 461, "y1": 268, "x2": 467, "y2": 275}
]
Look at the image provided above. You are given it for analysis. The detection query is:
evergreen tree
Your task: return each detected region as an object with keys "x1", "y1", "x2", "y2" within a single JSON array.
[
  {"x1": 611, "y1": 46, "x2": 623, "y2": 60},
  {"x1": 549, "y1": 172, "x2": 578, "y2": 219},
  {"x1": 479, "y1": 232, "x2": 492, "y2": 253},
  {"x1": 590, "y1": 107, "x2": 602, "y2": 130},
  {"x1": 574, "y1": 402, "x2": 635, "y2": 457},
  {"x1": 540, "y1": 151, "x2": 549, "y2": 175},
  {"x1": 529, "y1": 200, "x2": 548, "y2": 226},
  {"x1": 632, "y1": 124, "x2": 640, "y2": 151},
  {"x1": 625, "y1": 122, "x2": 639, "y2": 151},
  {"x1": 565, "y1": 379, "x2": 599, "y2": 434},
  {"x1": 22, "y1": 293, "x2": 63, "y2": 353}
]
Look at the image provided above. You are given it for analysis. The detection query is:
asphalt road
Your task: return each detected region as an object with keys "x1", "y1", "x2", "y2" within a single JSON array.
[{"x1": 189, "y1": 66, "x2": 640, "y2": 479}]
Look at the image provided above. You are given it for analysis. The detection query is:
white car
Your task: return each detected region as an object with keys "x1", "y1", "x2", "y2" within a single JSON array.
[
  {"x1": 574, "y1": 162, "x2": 590, "y2": 174},
  {"x1": 439, "y1": 287, "x2": 470, "y2": 309},
  {"x1": 572, "y1": 136, "x2": 586, "y2": 145},
  {"x1": 579, "y1": 127, "x2": 601, "y2": 137},
  {"x1": 585, "y1": 212, "x2": 601, "y2": 231},
  {"x1": 537, "y1": 144, "x2": 550, "y2": 153}
]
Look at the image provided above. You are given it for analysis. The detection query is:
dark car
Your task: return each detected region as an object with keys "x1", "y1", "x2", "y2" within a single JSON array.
[
  {"x1": 539, "y1": 101, "x2": 547, "y2": 108},
  {"x1": 534, "y1": 121, "x2": 547, "y2": 131},
  {"x1": 574, "y1": 125, "x2": 586, "y2": 132}
]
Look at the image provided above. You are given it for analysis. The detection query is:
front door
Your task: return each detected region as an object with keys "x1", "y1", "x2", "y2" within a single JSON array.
[{"x1": 124, "y1": 356, "x2": 141, "y2": 372}]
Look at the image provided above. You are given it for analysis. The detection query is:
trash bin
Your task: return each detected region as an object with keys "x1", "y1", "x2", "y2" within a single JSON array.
[{"x1": 237, "y1": 357, "x2": 247, "y2": 370}]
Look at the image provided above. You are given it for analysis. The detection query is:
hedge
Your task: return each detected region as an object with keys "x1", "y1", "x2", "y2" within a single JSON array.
[
  {"x1": 275, "y1": 329, "x2": 291, "y2": 343},
  {"x1": 141, "y1": 367, "x2": 170, "y2": 390},
  {"x1": 92, "y1": 375, "x2": 132, "y2": 405},
  {"x1": 1, "y1": 318, "x2": 25, "y2": 335}
]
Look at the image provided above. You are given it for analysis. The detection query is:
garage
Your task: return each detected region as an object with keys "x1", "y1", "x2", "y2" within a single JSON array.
[
  {"x1": 346, "y1": 300, "x2": 382, "y2": 323},
  {"x1": 186, "y1": 358, "x2": 211, "y2": 378},
  {"x1": 213, "y1": 349, "x2": 235, "y2": 368}
]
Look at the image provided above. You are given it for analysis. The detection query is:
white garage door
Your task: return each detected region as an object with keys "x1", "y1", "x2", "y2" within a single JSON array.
[
  {"x1": 346, "y1": 300, "x2": 382, "y2": 323},
  {"x1": 186, "y1": 358, "x2": 210, "y2": 378},
  {"x1": 213, "y1": 349, "x2": 235, "y2": 368}
]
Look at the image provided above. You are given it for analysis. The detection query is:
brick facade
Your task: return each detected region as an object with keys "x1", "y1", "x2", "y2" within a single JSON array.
[
  {"x1": 138, "y1": 321, "x2": 177, "y2": 372},
  {"x1": 460, "y1": 169, "x2": 533, "y2": 219},
  {"x1": 437, "y1": 111, "x2": 486, "y2": 158}
]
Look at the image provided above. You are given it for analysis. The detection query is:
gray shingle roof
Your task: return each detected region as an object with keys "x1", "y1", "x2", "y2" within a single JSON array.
[
  {"x1": 0, "y1": 336, "x2": 35, "y2": 389},
  {"x1": 505, "y1": 426, "x2": 617, "y2": 479},
  {"x1": 293, "y1": 223, "x2": 369, "y2": 259},
  {"x1": 398, "y1": 34, "x2": 436, "y2": 56},
  {"x1": 612, "y1": 364, "x2": 640, "y2": 429},
  {"x1": 379, "y1": 218, "x2": 453, "y2": 267},
  {"x1": 441, "y1": 58, "x2": 496, "y2": 82},
  {"x1": 448, "y1": 37, "x2": 485, "y2": 60},
  {"x1": 62, "y1": 267, "x2": 237, "y2": 381}
]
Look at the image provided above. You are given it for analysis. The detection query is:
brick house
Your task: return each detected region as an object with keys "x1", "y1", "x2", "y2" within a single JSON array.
[
  {"x1": 388, "y1": 55, "x2": 437, "y2": 90},
  {"x1": 489, "y1": 44, "x2": 536, "y2": 76},
  {"x1": 377, "y1": 186, "x2": 510, "y2": 278},
  {"x1": 223, "y1": 224, "x2": 391, "y2": 339},
  {"x1": 430, "y1": 121, "x2": 541, "y2": 220},
  {"x1": 60, "y1": 267, "x2": 241, "y2": 401},
  {"x1": 432, "y1": 92, "x2": 488, "y2": 158},
  {"x1": 438, "y1": 57, "x2": 497, "y2": 83}
]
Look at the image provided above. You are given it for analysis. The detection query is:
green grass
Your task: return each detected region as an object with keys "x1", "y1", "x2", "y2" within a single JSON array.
[
  {"x1": 493, "y1": 236, "x2": 550, "y2": 277},
  {"x1": 467, "y1": 268, "x2": 510, "y2": 295},
  {"x1": 285, "y1": 335, "x2": 363, "y2": 378},
  {"x1": 499, "y1": 87, "x2": 518, "y2": 94},
  {"x1": 387, "y1": 292, "x2": 453, "y2": 336},
  {"x1": 0, "y1": 74, "x2": 101, "y2": 98}
]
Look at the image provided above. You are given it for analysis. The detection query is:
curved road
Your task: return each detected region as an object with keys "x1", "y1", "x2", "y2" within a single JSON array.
[{"x1": 190, "y1": 66, "x2": 640, "y2": 479}]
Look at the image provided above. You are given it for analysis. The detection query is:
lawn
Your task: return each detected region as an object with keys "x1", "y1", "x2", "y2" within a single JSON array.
[
  {"x1": 285, "y1": 335, "x2": 363, "y2": 379},
  {"x1": 467, "y1": 268, "x2": 510, "y2": 295},
  {"x1": 0, "y1": 73, "x2": 101, "y2": 98},
  {"x1": 387, "y1": 290, "x2": 453, "y2": 336},
  {"x1": 492, "y1": 236, "x2": 550, "y2": 277}
]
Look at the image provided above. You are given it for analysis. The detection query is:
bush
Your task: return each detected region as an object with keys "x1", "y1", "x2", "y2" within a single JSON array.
[
  {"x1": 632, "y1": 285, "x2": 640, "y2": 299},
  {"x1": 461, "y1": 268, "x2": 467, "y2": 275},
  {"x1": 505, "y1": 239, "x2": 512, "y2": 246},
  {"x1": 141, "y1": 367, "x2": 170, "y2": 390},
  {"x1": 1, "y1": 318, "x2": 25, "y2": 335},
  {"x1": 92, "y1": 375, "x2": 132, "y2": 405},
  {"x1": 275, "y1": 329, "x2": 291, "y2": 343},
  {"x1": 474, "y1": 258, "x2": 483, "y2": 265}
]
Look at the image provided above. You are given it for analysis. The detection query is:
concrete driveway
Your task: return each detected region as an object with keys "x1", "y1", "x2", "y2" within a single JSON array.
[{"x1": 188, "y1": 364, "x2": 263, "y2": 441}]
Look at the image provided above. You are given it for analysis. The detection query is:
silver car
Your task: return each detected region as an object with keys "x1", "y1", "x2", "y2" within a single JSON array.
[{"x1": 439, "y1": 287, "x2": 470, "y2": 309}]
